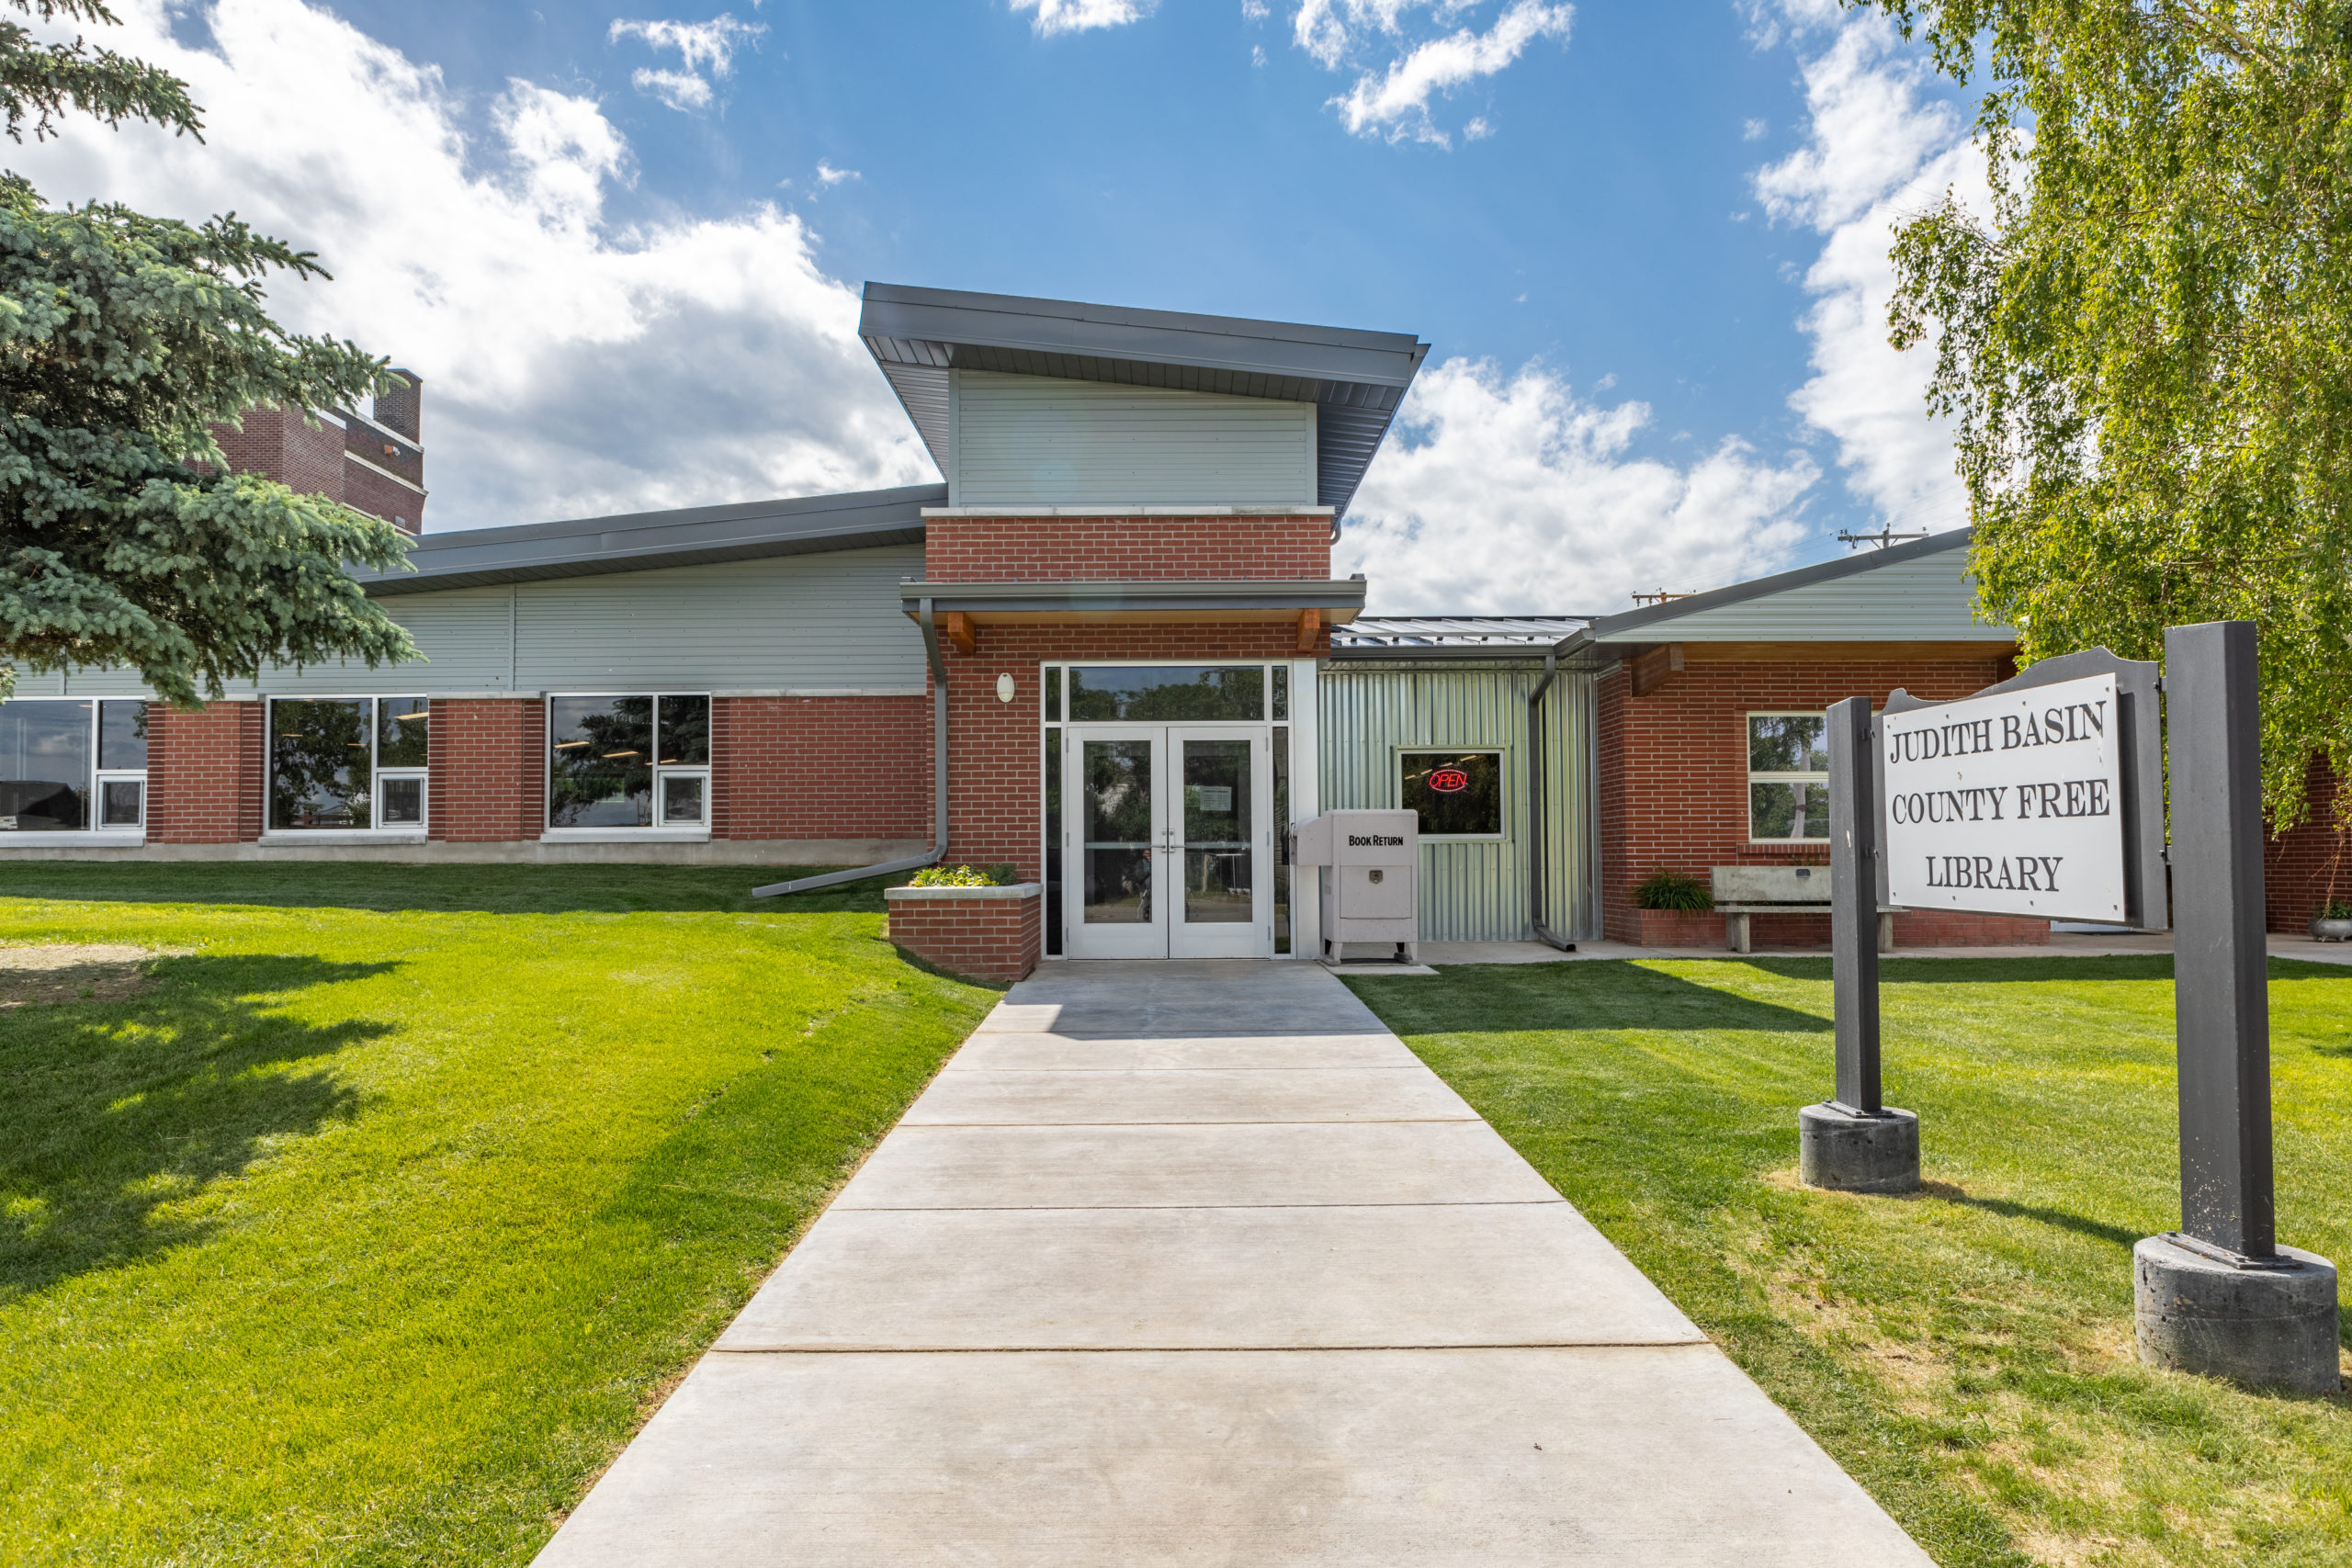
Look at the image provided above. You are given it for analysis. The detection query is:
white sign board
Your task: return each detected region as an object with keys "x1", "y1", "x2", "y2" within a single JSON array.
[{"x1": 1882, "y1": 671, "x2": 2127, "y2": 923}]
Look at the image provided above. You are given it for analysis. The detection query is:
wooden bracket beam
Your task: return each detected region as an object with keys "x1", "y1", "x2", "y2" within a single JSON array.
[
  {"x1": 1629, "y1": 642, "x2": 1684, "y2": 697},
  {"x1": 1295, "y1": 607, "x2": 1321, "y2": 653},
  {"x1": 943, "y1": 612, "x2": 976, "y2": 656}
]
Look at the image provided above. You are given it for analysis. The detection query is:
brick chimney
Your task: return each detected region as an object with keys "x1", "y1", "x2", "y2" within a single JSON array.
[{"x1": 342, "y1": 369, "x2": 427, "y2": 534}]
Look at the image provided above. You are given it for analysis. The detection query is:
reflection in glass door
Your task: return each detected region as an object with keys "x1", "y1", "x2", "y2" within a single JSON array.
[
  {"x1": 1063, "y1": 726, "x2": 1270, "y2": 959},
  {"x1": 1168, "y1": 730, "x2": 1267, "y2": 958},
  {"x1": 1069, "y1": 730, "x2": 1164, "y2": 958}
]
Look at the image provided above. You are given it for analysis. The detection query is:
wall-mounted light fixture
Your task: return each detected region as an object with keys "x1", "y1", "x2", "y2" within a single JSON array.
[{"x1": 996, "y1": 674, "x2": 1016, "y2": 704}]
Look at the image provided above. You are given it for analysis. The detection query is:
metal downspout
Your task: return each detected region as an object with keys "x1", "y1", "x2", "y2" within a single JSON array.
[
  {"x1": 1527, "y1": 645, "x2": 1575, "y2": 952},
  {"x1": 752, "y1": 596, "x2": 950, "y2": 898}
]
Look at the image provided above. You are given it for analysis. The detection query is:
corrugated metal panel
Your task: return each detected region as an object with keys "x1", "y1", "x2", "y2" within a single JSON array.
[
  {"x1": 1604, "y1": 542, "x2": 2011, "y2": 643},
  {"x1": 261, "y1": 587, "x2": 514, "y2": 694},
  {"x1": 53, "y1": 544, "x2": 926, "y2": 699},
  {"x1": 1317, "y1": 664, "x2": 1595, "y2": 942},
  {"x1": 952, "y1": 371, "x2": 1317, "y2": 507},
  {"x1": 514, "y1": 545, "x2": 924, "y2": 689}
]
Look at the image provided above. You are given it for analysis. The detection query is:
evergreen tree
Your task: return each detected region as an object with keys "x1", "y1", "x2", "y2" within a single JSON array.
[{"x1": 0, "y1": 0, "x2": 414, "y2": 705}]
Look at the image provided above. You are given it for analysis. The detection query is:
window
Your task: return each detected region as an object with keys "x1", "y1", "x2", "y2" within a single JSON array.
[
  {"x1": 1068, "y1": 665, "x2": 1264, "y2": 722},
  {"x1": 0, "y1": 699, "x2": 148, "y2": 833},
  {"x1": 1748, "y1": 712, "x2": 1830, "y2": 841},
  {"x1": 548, "y1": 694, "x2": 708, "y2": 829},
  {"x1": 270, "y1": 697, "x2": 428, "y2": 831},
  {"x1": 1400, "y1": 750, "x2": 1503, "y2": 838},
  {"x1": 96, "y1": 699, "x2": 148, "y2": 829},
  {"x1": 0, "y1": 699, "x2": 146, "y2": 833}
]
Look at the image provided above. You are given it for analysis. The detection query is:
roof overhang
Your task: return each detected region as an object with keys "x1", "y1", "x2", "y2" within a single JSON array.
[
  {"x1": 1577, "y1": 527, "x2": 1985, "y2": 644},
  {"x1": 899, "y1": 577, "x2": 1366, "y2": 626},
  {"x1": 359, "y1": 483, "x2": 944, "y2": 595},
  {"x1": 859, "y1": 283, "x2": 1428, "y2": 522}
]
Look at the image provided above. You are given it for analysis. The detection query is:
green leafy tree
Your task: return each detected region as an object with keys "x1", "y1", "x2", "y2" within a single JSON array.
[
  {"x1": 0, "y1": 0, "x2": 414, "y2": 705},
  {"x1": 1866, "y1": 0, "x2": 2352, "y2": 830}
]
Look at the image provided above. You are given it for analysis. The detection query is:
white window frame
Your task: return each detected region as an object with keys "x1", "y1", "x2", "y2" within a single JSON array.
[
  {"x1": 1747, "y1": 710, "x2": 1832, "y2": 845},
  {"x1": 1395, "y1": 746, "x2": 1509, "y2": 842},
  {"x1": 0, "y1": 696, "x2": 148, "y2": 844},
  {"x1": 263, "y1": 695, "x2": 430, "y2": 840},
  {"x1": 541, "y1": 692, "x2": 712, "y2": 841}
]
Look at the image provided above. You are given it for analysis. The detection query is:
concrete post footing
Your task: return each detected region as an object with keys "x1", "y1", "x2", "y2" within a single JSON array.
[
  {"x1": 2133, "y1": 1235, "x2": 2342, "y2": 1394},
  {"x1": 1797, "y1": 1102, "x2": 1920, "y2": 1195}
]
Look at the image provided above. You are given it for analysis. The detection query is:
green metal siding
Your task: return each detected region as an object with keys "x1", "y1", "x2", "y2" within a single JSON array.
[
  {"x1": 1609, "y1": 542, "x2": 2011, "y2": 643},
  {"x1": 1318, "y1": 663, "x2": 1596, "y2": 942},
  {"x1": 36, "y1": 545, "x2": 927, "y2": 698},
  {"x1": 950, "y1": 370, "x2": 1317, "y2": 506}
]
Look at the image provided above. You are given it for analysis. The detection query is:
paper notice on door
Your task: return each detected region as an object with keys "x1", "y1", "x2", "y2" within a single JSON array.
[{"x1": 1191, "y1": 785, "x2": 1233, "y2": 813}]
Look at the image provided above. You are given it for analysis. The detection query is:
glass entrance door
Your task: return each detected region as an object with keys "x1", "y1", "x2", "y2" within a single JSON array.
[
  {"x1": 1167, "y1": 728, "x2": 1268, "y2": 959},
  {"x1": 1069, "y1": 729, "x2": 1165, "y2": 959},
  {"x1": 1063, "y1": 726, "x2": 1270, "y2": 960}
]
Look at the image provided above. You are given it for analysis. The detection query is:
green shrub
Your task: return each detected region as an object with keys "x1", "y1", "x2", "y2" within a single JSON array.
[
  {"x1": 907, "y1": 863, "x2": 1021, "y2": 888},
  {"x1": 1631, "y1": 869, "x2": 1713, "y2": 913},
  {"x1": 2319, "y1": 897, "x2": 2352, "y2": 921}
]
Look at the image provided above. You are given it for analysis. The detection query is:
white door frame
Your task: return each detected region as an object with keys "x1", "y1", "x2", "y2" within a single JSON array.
[
  {"x1": 1064, "y1": 727, "x2": 1167, "y2": 959},
  {"x1": 1164, "y1": 725, "x2": 1271, "y2": 960}
]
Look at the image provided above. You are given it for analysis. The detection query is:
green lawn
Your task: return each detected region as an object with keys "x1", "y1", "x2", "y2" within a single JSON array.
[
  {"x1": 0, "y1": 861, "x2": 993, "y2": 1567},
  {"x1": 1344, "y1": 956, "x2": 2352, "y2": 1568}
]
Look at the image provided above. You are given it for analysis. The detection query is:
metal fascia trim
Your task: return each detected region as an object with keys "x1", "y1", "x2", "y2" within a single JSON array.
[{"x1": 1583, "y1": 529, "x2": 1981, "y2": 642}]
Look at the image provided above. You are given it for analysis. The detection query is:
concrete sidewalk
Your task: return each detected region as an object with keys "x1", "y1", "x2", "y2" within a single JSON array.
[{"x1": 534, "y1": 960, "x2": 1931, "y2": 1566}]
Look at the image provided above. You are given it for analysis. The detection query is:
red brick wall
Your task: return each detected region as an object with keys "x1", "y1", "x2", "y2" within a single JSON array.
[
  {"x1": 210, "y1": 407, "x2": 423, "y2": 531},
  {"x1": 2267, "y1": 756, "x2": 2347, "y2": 931},
  {"x1": 428, "y1": 698, "x2": 544, "y2": 841},
  {"x1": 935, "y1": 622, "x2": 1306, "y2": 877},
  {"x1": 342, "y1": 461, "x2": 425, "y2": 533},
  {"x1": 147, "y1": 702, "x2": 264, "y2": 843},
  {"x1": 711, "y1": 695, "x2": 929, "y2": 840},
  {"x1": 1597, "y1": 656, "x2": 2047, "y2": 948},
  {"x1": 923, "y1": 513, "x2": 1330, "y2": 582},
  {"x1": 885, "y1": 888, "x2": 1042, "y2": 984}
]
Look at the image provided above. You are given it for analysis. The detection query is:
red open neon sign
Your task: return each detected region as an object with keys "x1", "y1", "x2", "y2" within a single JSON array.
[{"x1": 1428, "y1": 767, "x2": 1472, "y2": 795}]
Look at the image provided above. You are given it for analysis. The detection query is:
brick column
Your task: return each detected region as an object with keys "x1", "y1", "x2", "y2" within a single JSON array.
[
  {"x1": 147, "y1": 701, "x2": 264, "y2": 842},
  {"x1": 429, "y1": 698, "x2": 544, "y2": 841}
]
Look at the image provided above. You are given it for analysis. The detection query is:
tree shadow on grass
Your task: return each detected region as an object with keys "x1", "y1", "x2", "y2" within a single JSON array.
[
  {"x1": 1351, "y1": 959, "x2": 1834, "y2": 1036},
  {"x1": 0, "y1": 861, "x2": 902, "y2": 917},
  {"x1": 0, "y1": 953, "x2": 398, "y2": 1303},
  {"x1": 1742, "y1": 955, "x2": 2180, "y2": 987}
]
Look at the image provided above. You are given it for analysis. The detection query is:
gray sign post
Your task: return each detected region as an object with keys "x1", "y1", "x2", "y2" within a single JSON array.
[
  {"x1": 2133, "y1": 621, "x2": 2338, "y2": 1392},
  {"x1": 1798, "y1": 694, "x2": 1920, "y2": 1193}
]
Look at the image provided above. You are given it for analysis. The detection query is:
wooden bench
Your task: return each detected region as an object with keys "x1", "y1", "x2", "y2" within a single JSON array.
[{"x1": 1711, "y1": 865, "x2": 1894, "y2": 955}]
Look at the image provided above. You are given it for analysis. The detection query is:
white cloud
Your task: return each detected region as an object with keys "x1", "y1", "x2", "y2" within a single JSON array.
[
  {"x1": 630, "y1": 67, "x2": 712, "y2": 112},
  {"x1": 609, "y1": 14, "x2": 763, "y2": 112},
  {"x1": 1295, "y1": 0, "x2": 1567, "y2": 147},
  {"x1": 1751, "y1": 7, "x2": 1982, "y2": 531},
  {"x1": 11, "y1": 0, "x2": 933, "y2": 532},
  {"x1": 1742, "y1": 116, "x2": 1768, "y2": 141},
  {"x1": 1339, "y1": 359, "x2": 1817, "y2": 614},
  {"x1": 608, "y1": 15, "x2": 762, "y2": 73},
  {"x1": 815, "y1": 160, "x2": 860, "y2": 186},
  {"x1": 1010, "y1": 0, "x2": 1156, "y2": 36}
]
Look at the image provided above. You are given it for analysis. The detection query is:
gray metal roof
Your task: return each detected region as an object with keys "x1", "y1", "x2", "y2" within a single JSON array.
[
  {"x1": 359, "y1": 483, "x2": 944, "y2": 596},
  {"x1": 1332, "y1": 615, "x2": 1594, "y2": 649},
  {"x1": 1571, "y1": 527, "x2": 2005, "y2": 646},
  {"x1": 859, "y1": 283, "x2": 1429, "y2": 521}
]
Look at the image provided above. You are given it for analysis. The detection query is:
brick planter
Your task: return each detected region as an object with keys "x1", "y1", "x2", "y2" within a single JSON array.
[
  {"x1": 885, "y1": 884, "x2": 1043, "y2": 984},
  {"x1": 1627, "y1": 908, "x2": 1728, "y2": 949}
]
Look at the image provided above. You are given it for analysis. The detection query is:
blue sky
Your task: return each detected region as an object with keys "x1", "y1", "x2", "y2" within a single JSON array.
[{"x1": 22, "y1": 0, "x2": 1987, "y2": 611}]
